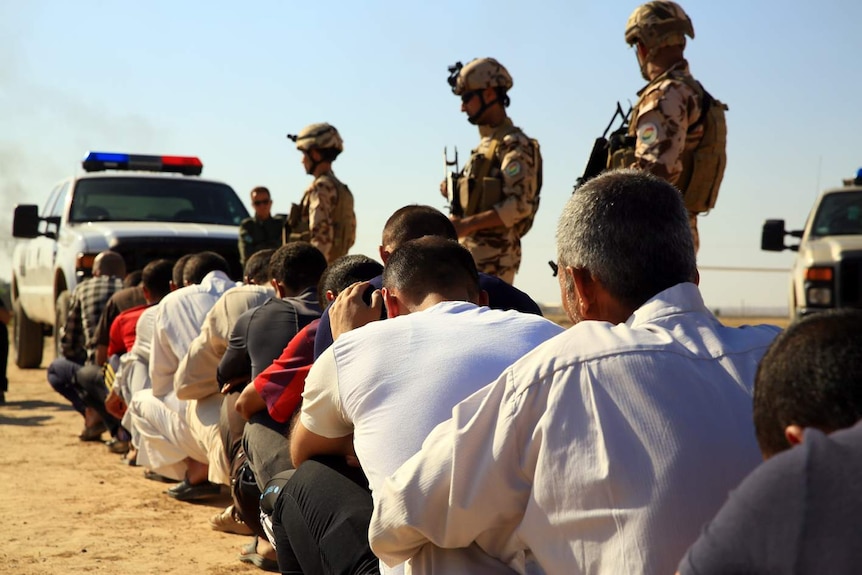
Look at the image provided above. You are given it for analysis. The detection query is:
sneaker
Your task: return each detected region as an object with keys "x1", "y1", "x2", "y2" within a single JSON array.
[{"x1": 210, "y1": 505, "x2": 254, "y2": 535}]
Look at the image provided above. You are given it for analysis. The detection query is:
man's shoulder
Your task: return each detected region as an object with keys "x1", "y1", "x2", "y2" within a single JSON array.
[
  {"x1": 239, "y1": 216, "x2": 256, "y2": 228},
  {"x1": 478, "y1": 273, "x2": 542, "y2": 315}
]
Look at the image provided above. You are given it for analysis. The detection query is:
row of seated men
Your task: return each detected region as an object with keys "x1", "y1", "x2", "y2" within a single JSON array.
[{"x1": 48, "y1": 169, "x2": 862, "y2": 574}]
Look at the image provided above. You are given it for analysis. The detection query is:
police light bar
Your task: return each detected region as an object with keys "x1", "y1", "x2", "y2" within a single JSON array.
[{"x1": 82, "y1": 152, "x2": 203, "y2": 176}]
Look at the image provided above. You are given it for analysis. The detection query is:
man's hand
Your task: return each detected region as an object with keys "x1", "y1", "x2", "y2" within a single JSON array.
[
  {"x1": 105, "y1": 389, "x2": 127, "y2": 419},
  {"x1": 329, "y1": 281, "x2": 383, "y2": 341},
  {"x1": 439, "y1": 179, "x2": 448, "y2": 199}
]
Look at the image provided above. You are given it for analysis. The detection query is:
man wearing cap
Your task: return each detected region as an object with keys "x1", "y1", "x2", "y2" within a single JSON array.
[
  {"x1": 284, "y1": 123, "x2": 356, "y2": 264},
  {"x1": 442, "y1": 58, "x2": 542, "y2": 285}
]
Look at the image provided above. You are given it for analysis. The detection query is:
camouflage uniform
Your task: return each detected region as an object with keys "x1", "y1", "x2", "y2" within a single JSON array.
[
  {"x1": 289, "y1": 171, "x2": 356, "y2": 263},
  {"x1": 286, "y1": 123, "x2": 356, "y2": 263},
  {"x1": 448, "y1": 57, "x2": 541, "y2": 284},
  {"x1": 629, "y1": 60, "x2": 703, "y2": 250},
  {"x1": 460, "y1": 119, "x2": 540, "y2": 284},
  {"x1": 238, "y1": 215, "x2": 285, "y2": 267}
]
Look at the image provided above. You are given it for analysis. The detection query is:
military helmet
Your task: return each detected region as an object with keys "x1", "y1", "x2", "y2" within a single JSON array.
[
  {"x1": 287, "y1": 123, "x2": 344, "y2": 152},
  {"x1": 625, "y1": 1, "x2": 694, "y2": 50},
  {"x1": 448, "y1": 58, "x2": 513, "y2": 96}
]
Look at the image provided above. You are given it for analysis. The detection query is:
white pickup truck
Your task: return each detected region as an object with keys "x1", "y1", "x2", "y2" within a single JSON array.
[
  {"x1": 762, "y1": 170, "x2": 862, "y2": 319},
  {"x1": 11, "y1": 152, "x2": 249, "y2": 368}
]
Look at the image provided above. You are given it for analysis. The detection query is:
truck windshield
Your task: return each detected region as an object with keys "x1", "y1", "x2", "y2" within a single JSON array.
[
  {"x1": 68, "y1": 177, "x2": 249, "y2": 225},
  {"x1": 812, "y1": 192, "x2": 862, "y2": 237}
]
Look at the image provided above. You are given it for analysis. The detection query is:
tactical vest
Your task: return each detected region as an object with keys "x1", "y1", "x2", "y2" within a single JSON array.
[
  {"x1": 613, "y1": 72, "x2": 728, "y2": 214},
  {"x1": 458, "y1": 122, "x2": 542, "y2": 236},
  {"x1": 286, "y1": 173, "x2": 356, "y2": 260}
]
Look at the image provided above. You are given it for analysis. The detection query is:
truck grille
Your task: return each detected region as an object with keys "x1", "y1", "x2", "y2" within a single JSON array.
[
  {"x1": 109, "y1": 237, "x2": 243, "y2": 281},
  {"x1": 838, "y1": 252, "x2": 862, "y2": 308}
]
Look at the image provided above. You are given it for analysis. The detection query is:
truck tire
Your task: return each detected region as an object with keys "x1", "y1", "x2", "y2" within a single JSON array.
[
  {"x1": 54, "y1": 290, "x2": 71, "y2": 360},
  {"x1": 13, "y1": 300, "x2": 44, "y2": 369}
]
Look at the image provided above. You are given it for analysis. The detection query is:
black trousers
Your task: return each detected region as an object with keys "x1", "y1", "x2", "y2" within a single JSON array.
[
  {"x1": 75, "y1": 364, "x2": 123, "y2": 437},
  {"x1": 271, "y1": 456, "x2": 380, "y2": 575}
]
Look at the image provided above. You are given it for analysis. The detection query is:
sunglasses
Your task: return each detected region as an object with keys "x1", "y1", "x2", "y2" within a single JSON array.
[
  {"x1": 460, "y1": 91, "x2": 481, "y2": 104},
  {"x1": 253, "y1": 199, "x2": 272, "y2": 206},
  {"x1": 548, "y1": 261, "x2": 558, "y2": 277}
]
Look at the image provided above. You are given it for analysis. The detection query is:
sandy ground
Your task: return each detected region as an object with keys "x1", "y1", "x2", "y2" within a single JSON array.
[
  {"x1": 0, "y1": 334, "x2": 262, "y2": 575},
  {"x1": 0, "y1": 316, "x2": 787, "y2": 574}
]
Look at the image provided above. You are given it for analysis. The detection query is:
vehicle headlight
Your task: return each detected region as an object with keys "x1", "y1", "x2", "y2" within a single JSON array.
[{"x1": 806, "y1": 286, "x2": 832, "y2": 306}]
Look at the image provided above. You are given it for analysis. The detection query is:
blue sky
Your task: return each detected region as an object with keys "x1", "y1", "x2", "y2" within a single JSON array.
[{"x1": 2, "y1": 1, "x2": 861, "y2": 311}]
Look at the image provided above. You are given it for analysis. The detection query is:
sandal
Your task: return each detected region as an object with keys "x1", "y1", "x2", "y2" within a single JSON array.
[{"x1": 238, "y1": 536, "x2": 279, "y2": 572}]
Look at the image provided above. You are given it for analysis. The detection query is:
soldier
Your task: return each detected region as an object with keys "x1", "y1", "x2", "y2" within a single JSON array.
[
  {"x1": 285, "y1": 123, "x2": 356, "y2": 264},
  {"x1": 442, "y1": 58, "x2": 542, "y2": 285},
  {"x1": 238, "y1": 186, "x2": 284, "y2": 268},
  {"x1": 614, "y1": 1, "x2": 727, "y2": 253}
]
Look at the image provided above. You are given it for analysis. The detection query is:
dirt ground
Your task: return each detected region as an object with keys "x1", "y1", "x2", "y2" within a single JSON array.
[
  {"x1": 0, "y1": 335, "x2": 263, "y2": 575},
  {"x1": 0, "y1": 316, "x2": 787, "y2": 574}
]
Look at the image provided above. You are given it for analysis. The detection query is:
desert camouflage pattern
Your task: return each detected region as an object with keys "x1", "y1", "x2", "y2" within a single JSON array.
[
  {"x1": 628, "y1": 60, "x2": 703, "y2": 188},
  {"x1": 460, "y1": 119, "x2": 540, "y2": 284},
  {"x1": 291, "y1": 122, "x2": 344, "y2": 152},
  {"x1": 625, "y1": 1, "x2": 694, "y2": 51},
  {"x1": 289, "y1": 171, "x2": 355, "y2": 263},
  {"x1": 452, "y1": 58, "x2": 513, "y2": 95}
]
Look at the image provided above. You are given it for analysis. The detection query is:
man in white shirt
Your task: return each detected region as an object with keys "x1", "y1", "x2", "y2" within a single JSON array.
[
  {"x1": 369, "y1": 169, "x2": 783, "y2": 574},
  {"x1": 276, "y1": 236, "x2": 564, "y2": 574},
  {"x1": 127, "y1": 251, "x2": 237, "y2": 492}
]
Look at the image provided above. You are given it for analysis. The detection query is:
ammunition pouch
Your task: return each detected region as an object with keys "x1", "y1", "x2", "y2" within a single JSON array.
[{"x1": 284, "y1": 201, "x2": 308, "y2": 244}]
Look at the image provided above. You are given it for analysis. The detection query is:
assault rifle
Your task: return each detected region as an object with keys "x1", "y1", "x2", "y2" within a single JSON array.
[
  {"x1": 443, "y1": 146, "x2": 461, "y2": 217},
  {"x1": 574, "y1": 102, "x2": 633, "y2": 191}
]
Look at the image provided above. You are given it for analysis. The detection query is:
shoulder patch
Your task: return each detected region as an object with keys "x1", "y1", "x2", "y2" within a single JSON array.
[
  {"x1": 505, "y1": 161, "x2": 522, "y2": 178},
  {"x1": 637, "y1": 122, "x2": 659, "y2": 146}
]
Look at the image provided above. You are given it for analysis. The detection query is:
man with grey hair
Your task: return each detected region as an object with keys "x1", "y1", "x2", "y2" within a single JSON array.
[{"x1": 369, "y1": 169, "x2": 782, "y2": 574}]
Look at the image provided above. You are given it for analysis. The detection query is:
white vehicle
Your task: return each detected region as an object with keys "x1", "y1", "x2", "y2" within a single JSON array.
[
  {"x1": 11, "y1": 152, "x2": 249, "y2": 368},
  {"x1": 762, "y1": 169, "x2": 862, "y2": 319}
]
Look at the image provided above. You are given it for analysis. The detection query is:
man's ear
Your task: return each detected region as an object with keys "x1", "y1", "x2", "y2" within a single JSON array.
[
  {"x1": 785, "y1": 425, "x2": 805, "y2": 448},
  {"x1": 379, "y1": 246, "x2": 390, "y2": 264},
  {"x1": 570, "y1": 267, "x2": 597, "y2": 319},
  {"x1": 271, "y1": 278, "x2": 286, "y2": 298},
  {"x1": 382, "y1": 287, "x2": 402, "y2": 319},
  {"x1": 310, "y1": 148, "x2": 322, "y2": 163},
  {"x1": 325, "y1": 289, "x2": 336, "y2": 303}
]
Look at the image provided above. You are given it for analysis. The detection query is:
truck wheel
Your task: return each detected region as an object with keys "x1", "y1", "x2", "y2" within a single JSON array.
[
  {"x1": 54, "y1": 290, "x2": 71, "y2": 360},
  {"x1": 13, "y1": 300, "x2": 44, "y2": 369}
]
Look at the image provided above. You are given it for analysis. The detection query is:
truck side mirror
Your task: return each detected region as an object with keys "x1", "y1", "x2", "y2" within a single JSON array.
[
  {"x1": 12, "y1": 205, "x2": 40, "y2": 239},
  {"x1": 761, "y1": 219, "x2": 789, "y2": 251}
]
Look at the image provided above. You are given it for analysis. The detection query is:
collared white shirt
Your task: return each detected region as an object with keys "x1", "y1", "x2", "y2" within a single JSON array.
[
  {"x1": 370, "y1": 283, "x2": 782, "y2": 575},
  {"x1": 149, "y1": 270, "x2": 236, "y2": 399}
]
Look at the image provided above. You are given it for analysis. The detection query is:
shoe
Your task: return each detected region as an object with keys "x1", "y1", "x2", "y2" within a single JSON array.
[
  {"x1": 105, "y1": 438, "x2": 130, "y2": 454},
  {"x1": 165, "y1": 478, "x2": 222, "y2": 501},
  {"x1": 79, "y1": 422, "x2": 108, "y2": 442},
  {"x1": 238, "y1": 536, "x2": 279, "y2": 572},
  {"x1": 210, "y1": 505, "x2": 254, "y2": 536},
  {"x1": 144, "y1": 470, "x2": 176, "y2": 483}
]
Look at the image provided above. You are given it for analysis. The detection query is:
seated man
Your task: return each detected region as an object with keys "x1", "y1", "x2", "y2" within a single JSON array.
[
  {"x1": 127, "y1": 251, "x2": 236, "y2": 488},
  {"x1": 313, "y1": 204, "x2": 542, "y2": 359},
  {"x1": 677, "y1": 309, "x2": 862, "y2": 574},
  {"x1": 277, "y1": 237, "x2": 564, "y2": 573},
  {"x1": 369, "y1": 170, "x2": 782, "y2": 574},
  {"x1": 47, "y1": 250, "x2": 125, "y2": 440}
]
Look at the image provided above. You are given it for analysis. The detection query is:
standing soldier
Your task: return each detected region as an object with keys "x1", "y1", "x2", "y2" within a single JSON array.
[
  {"x1": 443, "y1": 58, "x2": 542, "y2": 285},
  {"x1": 613, "y1": 1, "x2": 727, "y2": 253},
  {"x1": 285, "y1": 123, "x2": 356, "y2": 264},
  {"x1": 238, "y1": 186, "x2": 284, "y2": 268}
]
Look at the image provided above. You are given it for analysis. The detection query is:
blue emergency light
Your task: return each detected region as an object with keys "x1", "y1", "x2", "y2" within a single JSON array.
[{"x1": 82, "y1": 152, "x2": 203, "y2": 176}]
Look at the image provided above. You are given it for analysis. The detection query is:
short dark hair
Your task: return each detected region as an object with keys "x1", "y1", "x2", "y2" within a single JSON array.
[
  {"x1": 123, "y1": 270, "x2": 143, "y2": 288},
  {"x1": 317, "y1": 254, "x2": 383, "y2": 308},
  {"x1": 172, "y1": 254, "x2": 195, "y2": 288},
  {"x1": 141, "y1": 259, "x2": 175, "y2": 301},
  {"x1": 270, "y1": 242, "x2": 328, "y2": 293},
  {"x1": 381, "y1": 205, "x2": 457, "y2": 250},
  {"x1": 183, "y1": 251, "x2": 231, "y2": 285},
  {"x1": 382, "y1": 236, "x2": 479, "y2": 304},
  {"x1": 244, "y1": 249, "x2": 275, "y2": 285},
  {"x1": 250, "y1": 186, "x2": 271, "y2": 199},
  {"x1": 753, "y1": 309, "x2": 862, "y2": 458}
]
